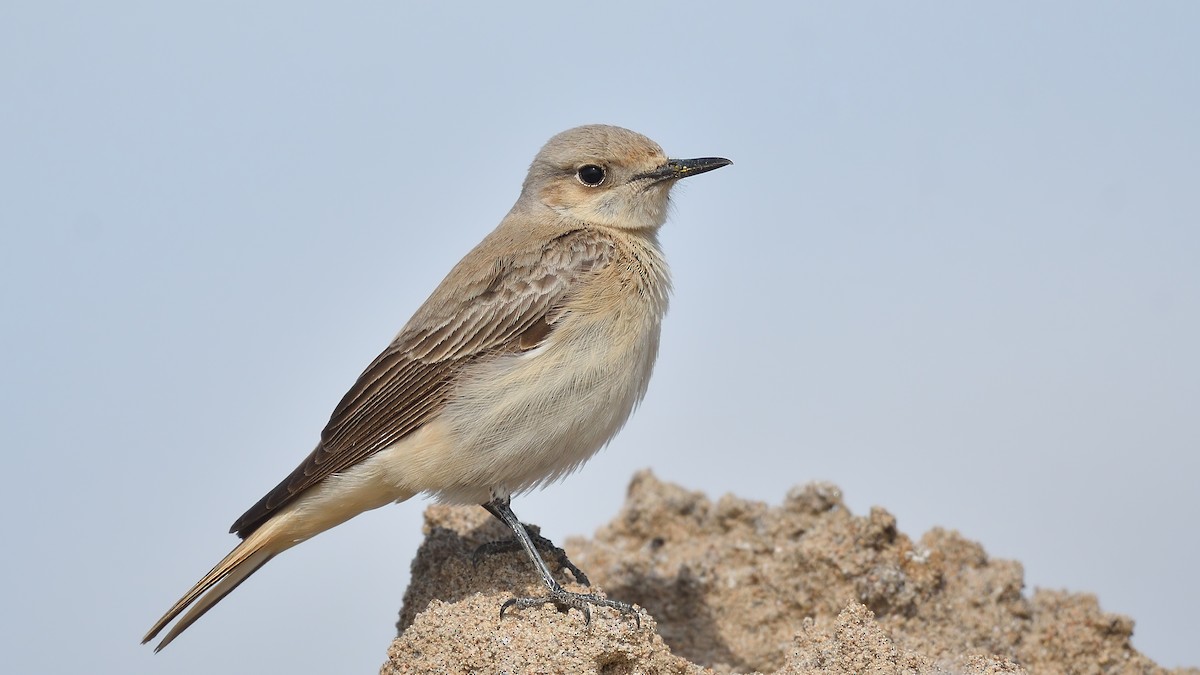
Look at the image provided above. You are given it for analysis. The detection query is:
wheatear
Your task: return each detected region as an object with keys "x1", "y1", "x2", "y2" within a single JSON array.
[{"x1": 143, "y1": 125, "x2": 730, "y2": 650}]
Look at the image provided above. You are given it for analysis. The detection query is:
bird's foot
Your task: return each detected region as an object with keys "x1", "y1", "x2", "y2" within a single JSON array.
[
  {"x1": 499, "y1": 584, "x2": 640, "y2": 628},
  {"x1": 473, "y1": 525, "x2": 590, "y2": 586}
]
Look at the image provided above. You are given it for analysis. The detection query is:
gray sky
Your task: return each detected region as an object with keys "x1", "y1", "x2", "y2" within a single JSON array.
[{"x1": 3, "y1": 3, "x2": 1197, "y2": 673}]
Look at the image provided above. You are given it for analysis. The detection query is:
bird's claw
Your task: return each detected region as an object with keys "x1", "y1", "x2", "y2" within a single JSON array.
[{"x1": 499, "y1": 586, "x2": 640, "y2": 629}]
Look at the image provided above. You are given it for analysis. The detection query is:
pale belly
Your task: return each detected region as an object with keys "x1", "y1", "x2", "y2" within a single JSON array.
[{"x1": 428, "y1": 309, "x2": 662, "y2": 503}]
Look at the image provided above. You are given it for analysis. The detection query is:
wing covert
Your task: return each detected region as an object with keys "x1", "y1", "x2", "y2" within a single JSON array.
[{"x1": 229, "y1": 229, "x2": 613, "y2": 537}]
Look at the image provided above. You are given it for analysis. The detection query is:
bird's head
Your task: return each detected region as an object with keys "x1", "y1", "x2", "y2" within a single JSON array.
[{"x1": 520, "y1": 124, "x2": 731, "y2": 231}]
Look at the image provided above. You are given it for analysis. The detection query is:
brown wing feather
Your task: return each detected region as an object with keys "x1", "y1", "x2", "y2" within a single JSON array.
[{"x1": 230, "y1": 229, "x2": 613, "y2": 537}]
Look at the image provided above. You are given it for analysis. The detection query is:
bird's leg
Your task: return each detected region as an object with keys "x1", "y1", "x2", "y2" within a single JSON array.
[
  {"x1": 474, "y1": 500, "x2": 590, "y2": 585},
  {"x1": 479, "y1": 496, "x2": 640, "y2": 627}
]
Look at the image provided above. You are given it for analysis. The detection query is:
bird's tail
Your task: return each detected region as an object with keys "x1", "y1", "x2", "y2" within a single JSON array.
[
  {"x1": 143, "y1": 462, "x2": 416, "y2": 650},
  {"x1": 142, "y1": 525, "x2": 285, "y2": 651}
]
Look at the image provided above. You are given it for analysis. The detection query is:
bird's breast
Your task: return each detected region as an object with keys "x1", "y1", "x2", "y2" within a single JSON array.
[{"x1": 433, "y1": 240, "x2": 670, "y2": 502}]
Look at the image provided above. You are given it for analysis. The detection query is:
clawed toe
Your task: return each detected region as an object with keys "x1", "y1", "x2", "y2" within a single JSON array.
[
  {"x1": 480, "y1": 498, "x2": 636, "y2": 629},
  {"x1": 499, "y1": 587, "x2": 640, "y2": 629}
]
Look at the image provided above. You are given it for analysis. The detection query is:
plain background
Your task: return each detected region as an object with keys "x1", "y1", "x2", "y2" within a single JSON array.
[{"x1": 2, "y1": 3, "x2": 1196, "y2": 673}]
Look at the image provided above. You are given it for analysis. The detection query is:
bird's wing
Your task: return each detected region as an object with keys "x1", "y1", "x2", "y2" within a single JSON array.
[{"x1": 229, "y1": 229, "x2": 614, "y2": 537}]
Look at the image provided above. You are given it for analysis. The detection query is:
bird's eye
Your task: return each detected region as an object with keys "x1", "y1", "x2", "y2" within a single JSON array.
[{"x1": 576, "y1": 164, "x2": 606, "y2": 187}]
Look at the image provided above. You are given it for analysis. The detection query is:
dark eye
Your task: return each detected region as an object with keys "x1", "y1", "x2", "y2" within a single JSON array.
[{"x1": 576, "y1": 164, "x2": 605, "y2": 187}]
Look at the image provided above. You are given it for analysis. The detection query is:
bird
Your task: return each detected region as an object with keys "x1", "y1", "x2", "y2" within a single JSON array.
[{"x1": 143, "y1": 124, "x2": 731, "y2": 651}]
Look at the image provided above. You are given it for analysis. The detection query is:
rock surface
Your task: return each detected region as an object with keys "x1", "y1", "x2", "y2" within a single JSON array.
[{"x1": 381, "y1": 471, "x2": 1195, "y2": 675}]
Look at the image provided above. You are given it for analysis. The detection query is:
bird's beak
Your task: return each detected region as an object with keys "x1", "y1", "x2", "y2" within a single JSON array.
[{"x1": 635, "y1": 157, "x2": 732, "y2": 184}]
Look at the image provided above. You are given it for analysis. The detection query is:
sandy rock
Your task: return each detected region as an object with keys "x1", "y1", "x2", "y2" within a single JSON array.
[{"x1": 381, "y1": 471, "x2": 1196, "y2": 675}]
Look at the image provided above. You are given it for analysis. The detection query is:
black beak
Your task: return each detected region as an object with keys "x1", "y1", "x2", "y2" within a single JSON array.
[{"x1": 635, "y1": 156, "x2": 732, "y2": 183}]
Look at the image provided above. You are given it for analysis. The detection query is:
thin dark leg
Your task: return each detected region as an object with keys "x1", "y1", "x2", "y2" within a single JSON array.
[
  {"x1": 480, "y1": 496, "x2": 639, "y2": 627},
  {"x1": 476, "y1": 502, "x2": 590, "y2": 585}
]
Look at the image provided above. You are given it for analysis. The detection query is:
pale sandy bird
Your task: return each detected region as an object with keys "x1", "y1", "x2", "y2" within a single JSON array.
[{"x1": 143, "y1": 124, "x2": 730, "y2": 650}]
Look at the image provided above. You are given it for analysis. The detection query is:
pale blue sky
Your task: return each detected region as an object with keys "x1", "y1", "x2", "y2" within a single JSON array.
[{"x1": 2, "y1": 3, "x2": 1197, "y2": 673}]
